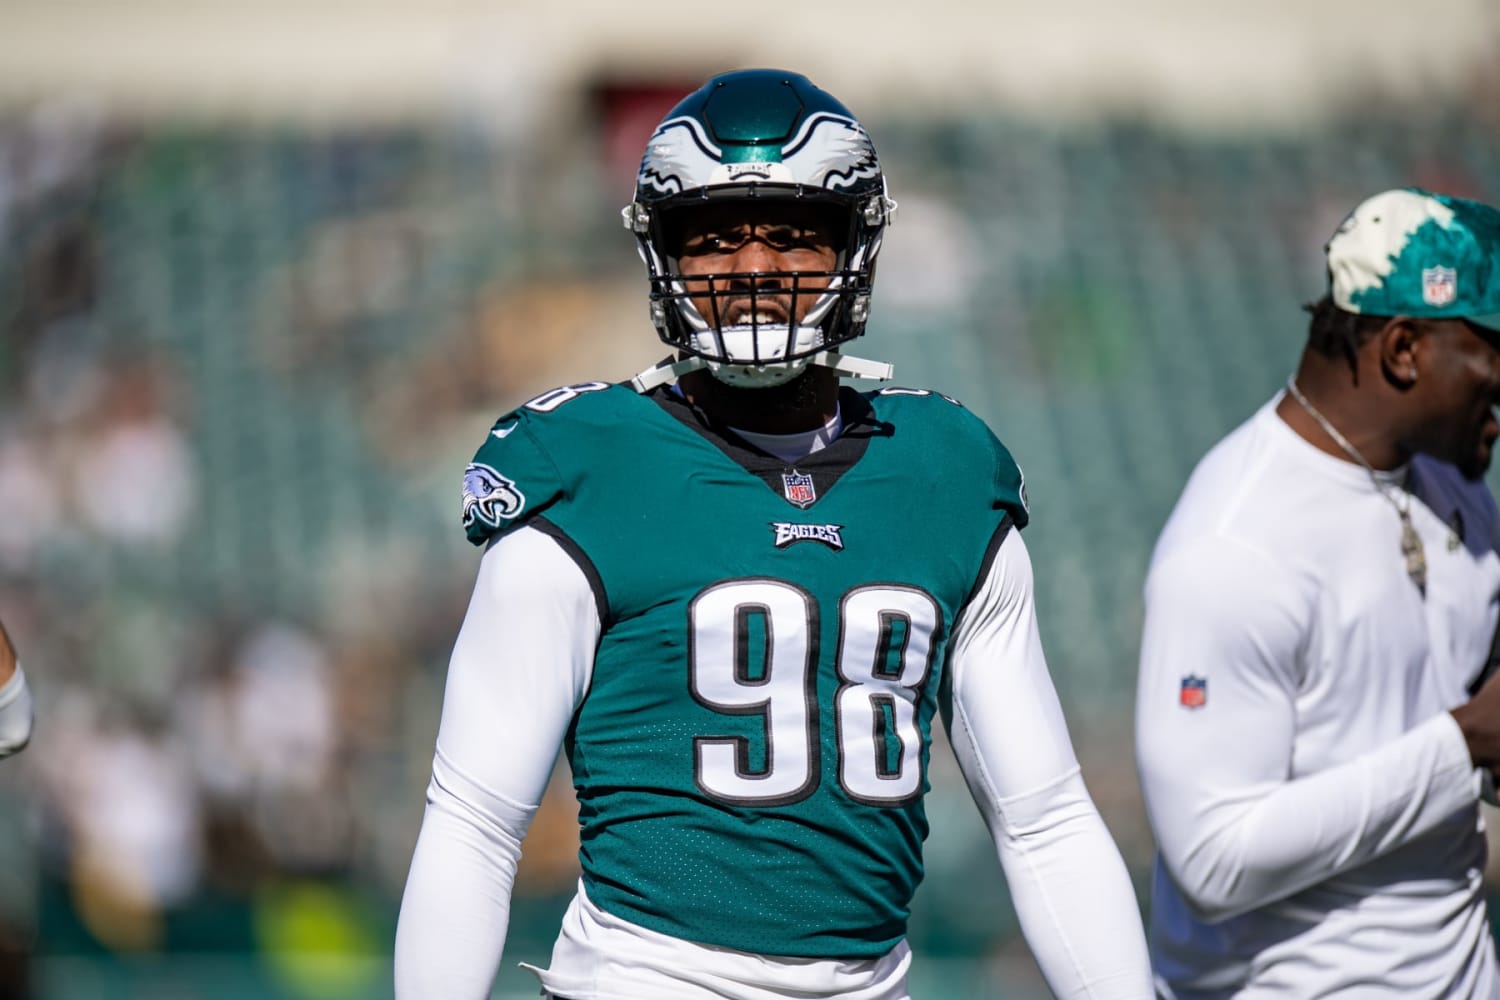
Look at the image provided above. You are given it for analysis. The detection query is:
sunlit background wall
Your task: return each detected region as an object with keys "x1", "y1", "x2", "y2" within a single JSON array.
[{"x1": 2, "y1": 2, "x2": 1499, "y2": 997}]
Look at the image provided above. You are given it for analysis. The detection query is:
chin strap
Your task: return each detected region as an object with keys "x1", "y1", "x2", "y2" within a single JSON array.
[
  {"x1": 629, "y1": 356, "x2": 708, "y2": 393},
  {"x1": 629, "y1": 350, "x2": 894, "y2": 393},
  {"x1": 809, "y1": 350, "x2": 894, "y2": 382}
]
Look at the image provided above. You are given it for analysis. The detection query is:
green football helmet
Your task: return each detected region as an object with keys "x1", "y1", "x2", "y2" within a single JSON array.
[{"x1": 623, "y1": 69, "x2": 897, "y2": 390}]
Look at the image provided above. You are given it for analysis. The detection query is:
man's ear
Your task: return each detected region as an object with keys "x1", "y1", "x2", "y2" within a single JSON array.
[{"x1": 1376, "y1": 316, "x2": 1422, "y2": 389}]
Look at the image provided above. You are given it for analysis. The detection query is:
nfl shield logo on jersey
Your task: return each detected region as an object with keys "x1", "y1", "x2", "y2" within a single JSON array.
[
  {"x1": 782, "y1": 471, "x2": 817, "y2": 509},
  {"x1": 1422, "y1": 266, "x2": 1457, "y2": 307},
  {"x1": 1179, "y1": 675, "x2": 1207, "y2": 710}
]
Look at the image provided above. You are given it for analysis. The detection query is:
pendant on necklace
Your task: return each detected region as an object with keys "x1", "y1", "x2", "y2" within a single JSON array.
[
  {"x1": 1447, "y1": 509, "x2": 1465, "y2": 552},
  {"x1": 1399, "y1": 515, "x2": 1427, "y2": 595}
]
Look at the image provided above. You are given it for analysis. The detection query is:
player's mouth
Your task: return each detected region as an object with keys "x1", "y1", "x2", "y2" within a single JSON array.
[{"x1": 721, "y1": 303, "x2": 793, "y2": 328}]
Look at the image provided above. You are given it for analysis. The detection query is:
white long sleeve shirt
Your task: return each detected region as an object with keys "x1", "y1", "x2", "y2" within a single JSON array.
[
  {"x1": 396, "y1": 524, "x2": 1153, "y2": 1000},
  {"x1": 1137, "y1": 396, "x2": 1500, "y2": 999}
]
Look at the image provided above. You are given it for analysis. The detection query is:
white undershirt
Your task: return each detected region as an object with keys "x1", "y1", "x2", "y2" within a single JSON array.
[
  {"x1": 395, "y1": 526, "x2": 1153, "y2": 1000},
  {"x1": 729, "y1": 406, "x2": 842, "y2": 464},
  {"x1": 1137, "y1": 395, "x2": 1500, "y2": 999}
]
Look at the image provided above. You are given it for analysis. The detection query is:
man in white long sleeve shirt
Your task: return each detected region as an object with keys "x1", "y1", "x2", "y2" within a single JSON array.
[
  {"x1": 394, "y1": 68, "x2": 1153, "y2": 1000},
  {"x1": 1137, "y1": 188, "x2": 1500, "y2": 998}
]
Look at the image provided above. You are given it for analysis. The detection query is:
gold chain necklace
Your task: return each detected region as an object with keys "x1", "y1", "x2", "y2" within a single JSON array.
[{"x1": 1284, "y1": 376, "x2": 1427, "y2": 595}]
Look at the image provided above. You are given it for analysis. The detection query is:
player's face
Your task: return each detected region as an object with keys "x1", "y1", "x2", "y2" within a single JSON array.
[
  {"x1": 672, "y1": 202, "x2": 840, "y2": 331},
  {"x1": 1411, "y1": 319, "x2": 1500, "y2": 479}
]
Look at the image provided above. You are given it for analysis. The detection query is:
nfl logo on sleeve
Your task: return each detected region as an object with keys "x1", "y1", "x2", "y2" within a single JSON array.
[{"x1": 1179, "y1": 675, "x2": 1207, "y2": 709}]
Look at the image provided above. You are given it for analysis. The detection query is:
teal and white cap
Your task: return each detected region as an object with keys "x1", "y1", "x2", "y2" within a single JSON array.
[{"x1": 1326, "y1": 187, "x2": 1500, "y2": 331}]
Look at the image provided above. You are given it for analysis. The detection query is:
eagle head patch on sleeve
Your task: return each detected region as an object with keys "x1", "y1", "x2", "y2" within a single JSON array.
[{"x1": 462, "y1": 462, "x2": 526, "y2": 529}]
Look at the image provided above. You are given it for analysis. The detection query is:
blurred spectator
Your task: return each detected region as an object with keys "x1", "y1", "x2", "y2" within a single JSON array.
[
  {"x1": 0, "y1": 99, "x2": 110, "y2": 253},
  {"x1": 182, "y1": 622, "x2": 348, "y2": 879},
  {"x1": 39, "y1": 691, "x2": 200, "y2": 952},
  {"x1": 0, "y1": 432, "x2": 61, "y2": 573},
  {"x1": 68, "y1": 358, "x2": 196, "y2": 550}
]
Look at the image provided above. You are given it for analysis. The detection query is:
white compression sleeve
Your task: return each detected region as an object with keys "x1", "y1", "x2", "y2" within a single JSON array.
[
  {"x1": 394, "y1": 526, "x2": 601, "y2": 1000},
  {"x1": 0, "y1": 665, "x2": 33, "y2": 758},
  {"x1": 946, "y1": 529, "x2": 1153, "y2": 999}
]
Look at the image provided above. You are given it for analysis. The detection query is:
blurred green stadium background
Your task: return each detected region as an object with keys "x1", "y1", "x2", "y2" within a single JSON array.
[{"x1": 2, "y1": 3, "x2": 1499, "y2": 997}]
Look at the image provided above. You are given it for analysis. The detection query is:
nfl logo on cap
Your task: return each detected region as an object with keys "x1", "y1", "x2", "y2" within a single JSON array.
[
  {"x1": 1179, "y1": 675, "x2": 1207, "y2": 709},
  {"x1": 1422, "y1": 266, "x2": 1457, "y2": 307}
]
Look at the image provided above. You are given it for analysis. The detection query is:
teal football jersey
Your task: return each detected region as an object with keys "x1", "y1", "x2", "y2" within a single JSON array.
[{"x1": 460, "y1": 381, "x2": 1028, "y2": 959}]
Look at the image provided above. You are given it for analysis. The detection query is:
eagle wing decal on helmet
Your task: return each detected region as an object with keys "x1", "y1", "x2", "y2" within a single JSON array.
[
  {"x1": 781, "y1": 114, "x2": 881, "y2": 192},
  {"x1": 638, "y1": 117, "x2": 724, "y2": 197}
]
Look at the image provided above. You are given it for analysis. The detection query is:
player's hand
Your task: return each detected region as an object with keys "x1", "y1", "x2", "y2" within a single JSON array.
[{"x1": 1452, "y1": 666, "x2": 1500, "y2": 786}]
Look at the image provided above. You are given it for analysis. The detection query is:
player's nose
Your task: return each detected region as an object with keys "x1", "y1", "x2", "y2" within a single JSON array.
[{"x1": 727, "y1": 237, "x2": 786, "y2": 286}]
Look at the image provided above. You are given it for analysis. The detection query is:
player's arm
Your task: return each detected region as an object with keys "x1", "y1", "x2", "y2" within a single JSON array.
[
  {"x1": 1135, "y1": 535, "x2": 1478, "y2": 923},
  {"x1": 394, "y1": 525, "x2": 600, "y2": 1000},
  {"x1": 0, "y1": 617, "x2": 33, "y2": 758},
  {"x1": 945, "y1": 527, "x2": 1154, "y2": 1000}
]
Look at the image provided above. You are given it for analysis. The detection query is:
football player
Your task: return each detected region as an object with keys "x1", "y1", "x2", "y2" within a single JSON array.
[
  {"x1": 0, "y1": 617, "x2": 32, "y2": 759},
  {"x1": 395, "y1": 69, "x2": 1152, "y2": 1000}
]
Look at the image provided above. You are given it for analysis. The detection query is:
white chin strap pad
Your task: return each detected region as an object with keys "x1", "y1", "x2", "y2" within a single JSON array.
[
  {"x1": 690, "y1": 323, "x2": 821, "y2": 368},
  {"x1": 707, "y1": 359, "x2": 811, "y2": 388}
]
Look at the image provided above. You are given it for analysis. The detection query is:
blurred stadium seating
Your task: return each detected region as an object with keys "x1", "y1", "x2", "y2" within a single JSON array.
[{"x1": 2, "y1": 92, "x2": 1499, "y2": 998}]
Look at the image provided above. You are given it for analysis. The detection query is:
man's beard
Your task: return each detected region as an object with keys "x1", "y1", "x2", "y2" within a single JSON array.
[{"x1": 1457, "y1": 447, "x2": 1491, "y2": 481}]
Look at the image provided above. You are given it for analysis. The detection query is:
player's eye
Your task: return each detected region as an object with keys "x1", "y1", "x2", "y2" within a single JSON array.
[
  {"x1": 759, "y1": 226, "x2": 801, "y2": 251},
  {"x1": 767, "y1": 224, "x2": 835, "y2": 253},
  {"x1": 678, "y1": 222, "x2": 829, "y2": 257},
  {"x1": 680, "y1": 227, "x2": 750, "y2": 255}
]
